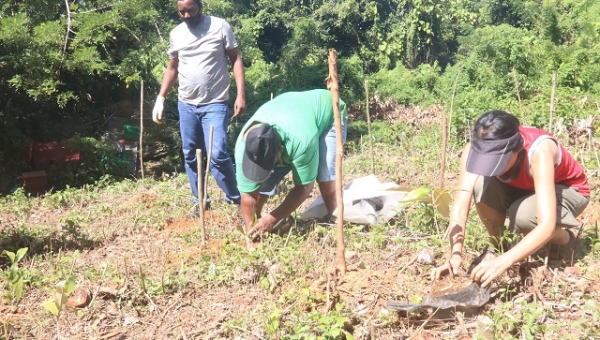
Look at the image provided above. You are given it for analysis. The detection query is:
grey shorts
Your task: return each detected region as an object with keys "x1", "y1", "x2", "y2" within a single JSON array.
[{"x1": 473, "y1": 176, "x2": 589, "y2": 233}]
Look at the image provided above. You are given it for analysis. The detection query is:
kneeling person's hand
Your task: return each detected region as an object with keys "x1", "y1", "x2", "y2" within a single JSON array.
[
  {"x1": 430, "y1": 253, "x2": 462, "y2": 281},
  {"x1": 248, "y1": 214, "x2": 278, "y2": 241},
  {"x1": 470, "y1": 255, "x2": 512, "y2": 288}
]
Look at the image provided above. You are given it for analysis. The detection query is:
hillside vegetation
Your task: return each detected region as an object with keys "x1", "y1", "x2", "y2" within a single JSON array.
[{"x1": 2, "y1": 0, "x2": 600, "y2": 191}]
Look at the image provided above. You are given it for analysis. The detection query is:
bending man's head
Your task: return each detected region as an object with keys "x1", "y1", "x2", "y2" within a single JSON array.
[
  {"x1": 466, "y1": 110, "x2": 524, "y2": 176},
  {"x1": 242, "y1": 124, "x2": 282, "y2": 183}
]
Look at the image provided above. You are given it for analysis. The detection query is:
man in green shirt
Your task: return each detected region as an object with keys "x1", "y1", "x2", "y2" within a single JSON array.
[{"x1": 235, "y1": 89, "x2": 348, "y2": 240}]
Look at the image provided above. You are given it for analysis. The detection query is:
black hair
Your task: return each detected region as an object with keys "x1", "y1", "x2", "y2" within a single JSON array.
[
  {"x1": 177, "y1": 0, "x2": 201, "y2": 7},
  {"x1": 473, "y1": 110, "x2": 524, "y2": 149}
]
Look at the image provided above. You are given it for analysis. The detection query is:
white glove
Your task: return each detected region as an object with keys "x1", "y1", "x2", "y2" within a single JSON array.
[{"x1": 152, "y1": 95, "x2": 165, "y2": 124}]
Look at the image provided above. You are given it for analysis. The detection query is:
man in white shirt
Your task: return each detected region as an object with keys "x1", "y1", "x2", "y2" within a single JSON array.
[{"x1": 152, "y1": 0, "x2": 245, "y2": 214}]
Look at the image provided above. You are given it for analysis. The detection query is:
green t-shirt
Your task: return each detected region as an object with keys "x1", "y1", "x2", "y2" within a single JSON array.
[{"x1": 235, "y1": 89, "x2": 348, "y2": 193}]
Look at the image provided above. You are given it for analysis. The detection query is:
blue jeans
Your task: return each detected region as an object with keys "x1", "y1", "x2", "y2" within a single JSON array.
[
  {"x1": 178, "y1": 101, "x2": 240, "y2": 204},
  {"x1": 257, "y1": 117, "x2": 348, "y2": 195}
]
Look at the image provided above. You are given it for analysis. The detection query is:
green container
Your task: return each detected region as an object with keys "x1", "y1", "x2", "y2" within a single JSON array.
[{"x1": 123, "y1": 124, "x2": 140, "y2": 141}]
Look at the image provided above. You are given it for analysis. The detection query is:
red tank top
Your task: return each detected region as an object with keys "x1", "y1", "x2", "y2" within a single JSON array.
[{"x1": 498, "y1": 127, "x2": 589, "y2": 197}]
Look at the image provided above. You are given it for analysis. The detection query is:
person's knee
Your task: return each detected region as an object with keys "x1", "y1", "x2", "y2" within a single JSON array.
[
  {"x1": 209, "y1": 149, "x2": 232, "y2": 164},
  {"x1": 508, "y1": 206, "x2": 535, "y2": 234}
]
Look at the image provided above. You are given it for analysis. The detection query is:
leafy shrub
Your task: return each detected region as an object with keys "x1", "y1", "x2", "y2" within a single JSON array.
[{"x1": 370, "y1": 63, "x2": 442, "y2": 106}]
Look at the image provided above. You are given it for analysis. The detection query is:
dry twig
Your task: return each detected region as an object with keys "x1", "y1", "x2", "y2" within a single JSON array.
[
  {"x1": 407, "y1": 307, "x2": 441, "y2": 339},
  {"x1": 398, "y1": 254, "x2": 419, "y2": 274}
]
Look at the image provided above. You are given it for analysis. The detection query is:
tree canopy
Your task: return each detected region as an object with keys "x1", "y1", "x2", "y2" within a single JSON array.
[{"x1": 2, "y1": 0, "x2": 600, "y2": 192}]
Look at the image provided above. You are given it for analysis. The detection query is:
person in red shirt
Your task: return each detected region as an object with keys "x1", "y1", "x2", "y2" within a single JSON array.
[{"x1": 431, "y1": 110, "x2": 589, "y2": 287}]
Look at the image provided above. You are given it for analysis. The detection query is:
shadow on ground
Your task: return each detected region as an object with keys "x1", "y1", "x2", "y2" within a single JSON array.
[{"x1": 0, "y1": 224, "x2": 101, "y2": 267}]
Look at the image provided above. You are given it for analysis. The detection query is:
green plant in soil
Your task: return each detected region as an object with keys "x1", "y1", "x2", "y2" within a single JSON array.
[{"x1": 2, "y1": 247, "x2": 29, "y2": 304}]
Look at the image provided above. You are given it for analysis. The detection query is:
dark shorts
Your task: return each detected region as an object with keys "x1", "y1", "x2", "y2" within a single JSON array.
[{"x1": 473, "y1": 176, "x2": 589, "y2": 233}]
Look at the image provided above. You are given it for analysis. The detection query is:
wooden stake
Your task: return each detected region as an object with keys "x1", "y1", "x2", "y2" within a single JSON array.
[
  {"x1": 439, "y1": 114, "x2": 447, "y2": 189},
  {"x1": 326, "y1": 48, "x2": 346, "y2": 275},
  {"x1": 549, "y1": 71, "x2": 557, "y2": 133},
  {"x1": 442, "y1": 67, "x2": 461, "y2": 189},
  {"x1": 139, "y1": 79, "x2": 145, "y2": 179},
  {"x1": 202, "y1": 125, "x2": 214, "y2": 242},
  {"x1": 447, "y1": 66, "x2": 462, "y2": 140},
  {"x1": 364, "y1": 78, "x2": 374, "y2": 174},
  {"x1": 196, "y1": 149, "x2": 206, "y2": 243}
]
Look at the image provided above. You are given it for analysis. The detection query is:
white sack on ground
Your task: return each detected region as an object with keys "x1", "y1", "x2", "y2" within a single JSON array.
[{"x1": 300, "y1": 175, "x2": 408, "y2": 224}]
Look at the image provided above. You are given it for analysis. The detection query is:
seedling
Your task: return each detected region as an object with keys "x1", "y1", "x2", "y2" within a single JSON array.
[
  {"x1": 41, "y1": 278, "x2": 76, "y2": 316},
  {"x1": 235, "y1": 223, "x2": 253, "y2": 247},
  {"x1": 41, "y1": 277, "x2": 76, "y2": 339},
  {"x1": 2, "y1": 247, "x2": 29, "y2": 303},
  {"x1": 398, "y1": 187, "x2": 451, "y2": 219}
]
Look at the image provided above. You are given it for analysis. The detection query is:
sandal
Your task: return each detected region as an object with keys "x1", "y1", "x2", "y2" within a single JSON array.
[{"x1": 548, "y1": 229, "x2": 580, "y2": 260}]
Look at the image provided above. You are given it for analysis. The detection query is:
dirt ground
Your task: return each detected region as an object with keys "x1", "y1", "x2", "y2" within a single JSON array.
[{"x1": 2, "y1": 194, "x2": 599, "y2": 339}]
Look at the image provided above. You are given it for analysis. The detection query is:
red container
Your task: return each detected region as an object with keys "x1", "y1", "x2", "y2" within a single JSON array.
[
  {"x1": 32, "y1": 142, "x2": 61, "y2": 168},
  {"x1": 32, "y1": 141, "x2": 81, "y2": 168}
]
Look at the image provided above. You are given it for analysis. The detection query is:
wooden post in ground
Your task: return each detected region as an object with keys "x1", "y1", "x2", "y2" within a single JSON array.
[
  {"x1": 447, "y1": 66, "x2": 461, "y2": 141},
  {"x1": 441, "y1": 68, "x2": 461, "y2": 189},
  {"x1": 549, "y1": 71, "x2": 557, "y2": 133},
  {"x1": 440, "y1": 115, "x2": 448, "y2": 189},
  {"x1": 203, "y1": 125, "x2": 214, "y2": 241},
  {"x1": 440, "y1": 67, "x2": 462, "y2": 189},
  {"x1": 139, "y1": 79, "x2": 145, "y2": 179},
  {"x1": 326, "y1": 48, "x2": 346, "y2": 275},
  {"x1": 196, "y1": 149, "x2": 206, "y2": 243},
  {"x1": 364, "y1": 78, "x2": 374, "y2": 174}
]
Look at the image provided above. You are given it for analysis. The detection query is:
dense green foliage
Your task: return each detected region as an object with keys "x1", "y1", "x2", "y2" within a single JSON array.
[{"x1": 1, "y1": 0, "x2": 600, "y2": 192}]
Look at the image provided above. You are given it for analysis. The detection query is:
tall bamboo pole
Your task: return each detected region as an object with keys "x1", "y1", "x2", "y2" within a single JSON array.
[
  {"x1": 549, "y1": 71, "x2": 557, "y2": 133},
  {"x1": 139, "y1": 79, "x2": 145, "y2": 179},
  {"x1": 364, "y1": 79, "x2": 374, "y2": 174},
  {"x1": 326, "y1": 49, "x2": 346, "y2": 275},
  {"x1": 196, "y1": 149, "x2": 206, "y2": 242}
]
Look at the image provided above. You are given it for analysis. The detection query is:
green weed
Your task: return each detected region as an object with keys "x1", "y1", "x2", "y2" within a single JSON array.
[
  {"x1": 41, "y1": 277, "x2": 76, "y2": 317},
  {"x1": 2, "y1": 247, "x2": 29, "y2": 303},
  {"x1": 490, "y1": 300, "x2": 559, "y2": 339}
]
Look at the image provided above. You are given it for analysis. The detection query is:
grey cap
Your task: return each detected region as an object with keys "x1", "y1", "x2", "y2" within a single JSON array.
[{"x1": 466, "y1": 132, "x2": 522, "y2": 177}]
